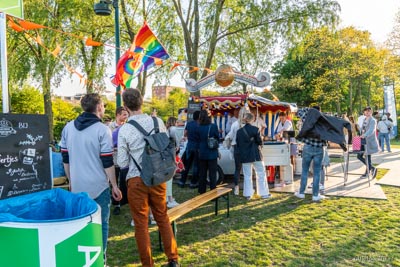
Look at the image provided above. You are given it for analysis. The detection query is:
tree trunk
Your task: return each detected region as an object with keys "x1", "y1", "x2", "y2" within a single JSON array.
[
  {"x1": 349, "y1": 80, "x2": 353, "y2": 114},
  {"x1": 42, "y1": 78, "x2": 54, "y2": 141}
]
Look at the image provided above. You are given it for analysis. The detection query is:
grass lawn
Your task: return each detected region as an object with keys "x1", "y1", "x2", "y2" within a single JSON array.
[{"x1": 107, "y1": 173, "x2": 400, "y2": 267}]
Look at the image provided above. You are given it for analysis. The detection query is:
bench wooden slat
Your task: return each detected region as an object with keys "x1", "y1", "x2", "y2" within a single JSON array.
[
  {"x1": 167, "y1": 187, "x2": 232, "y2": 222},
  {"x1": 159, "y1": 184, "x2": 232, "y2": 251}
]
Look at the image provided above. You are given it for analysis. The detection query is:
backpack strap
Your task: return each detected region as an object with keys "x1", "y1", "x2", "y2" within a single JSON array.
[
  {"x1": 127, "y1": 119, "x2": 150, "y2": 173},
  {"x1": 127, "y1": 120, "x2": 150, "y2": 136},
  {"x1": 126, "y1": 117, "x2": 160, "y2": 173},
  {"x1": 152, "y1": 116, "x2": 160, "y2": 133},
  {"x1": 128, "y1": 117, "x2": 159, "y2": 135}
]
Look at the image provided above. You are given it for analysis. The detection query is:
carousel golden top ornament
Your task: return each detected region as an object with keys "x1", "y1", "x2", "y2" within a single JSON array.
[{"x1": 215, "y1": 64, "x2": 234, "y2": 87}]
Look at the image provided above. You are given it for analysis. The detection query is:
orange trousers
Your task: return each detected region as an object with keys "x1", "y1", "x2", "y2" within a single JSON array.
[{"x1": 127, "y1": 177, "x2": 178, "y2": 267}]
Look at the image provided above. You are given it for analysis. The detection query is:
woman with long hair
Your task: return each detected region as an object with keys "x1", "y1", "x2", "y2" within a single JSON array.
[{"x1": 197, "y1": 110, "x2": 220, "y2": 194}]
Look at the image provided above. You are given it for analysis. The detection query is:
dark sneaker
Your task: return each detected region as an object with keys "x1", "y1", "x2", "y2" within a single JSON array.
[
  {"x1": 113, "y1": 206, "x2": 121, "y2": 215},
  {"x1": 177, "y1": 180, "x2": 185, "y2": 188},
  {"x1": 360, "y1": 174, "x2": 368, "y2": 179},
  {"x1": 371, "y1": 167, "x2": 377, "y2": 179},
  {"x1": 165, "y1": 260, "x2": 180, "y2": 267},
  {"x1": 189, "y1": 183, "x2": 199, "y2": 189}
]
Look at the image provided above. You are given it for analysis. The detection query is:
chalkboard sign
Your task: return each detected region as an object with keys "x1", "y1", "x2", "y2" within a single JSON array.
[
  {"x1": 187, "y1": 100, "x2": 201, "y2": 122},
  {"x1": 0, "y1": 114, "x2": 51, "y2": 200}
]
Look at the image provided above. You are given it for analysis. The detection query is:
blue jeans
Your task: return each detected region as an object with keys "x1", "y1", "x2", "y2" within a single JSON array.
[
  {"x1": 379, "y1": 132, "x2": 391, "y2": 152},
  {"x1": 94, "y1": 188, "x2": 111, "y2": 253},
  {"x1": 300, "y1": 144, "x2": 323, "y2": 197}
]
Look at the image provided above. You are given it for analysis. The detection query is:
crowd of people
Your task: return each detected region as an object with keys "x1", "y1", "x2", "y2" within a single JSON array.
[{"x1": 59, "y1": 88, "x2": 395, "y2": 266}]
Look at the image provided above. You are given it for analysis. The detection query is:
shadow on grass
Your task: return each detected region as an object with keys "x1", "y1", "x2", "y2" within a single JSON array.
[
  {"x1": 106, "y1": 182, "x2": 400, "y2": 267},
  {"x1": 107, "y1": 186, "x2": 311, "y2": 266}
]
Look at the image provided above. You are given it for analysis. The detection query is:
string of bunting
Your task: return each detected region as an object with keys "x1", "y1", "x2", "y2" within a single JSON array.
[{"x1": 6, "y1": 15, "x2": 215, "y2": 90}]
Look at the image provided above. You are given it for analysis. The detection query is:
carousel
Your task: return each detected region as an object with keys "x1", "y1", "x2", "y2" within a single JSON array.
[
  {"x1": 184, "y1": 64, "x2": 297, "y2": 139},
  {"x1": 183, "y1": 64, "x2": 298, "y2": 185}
]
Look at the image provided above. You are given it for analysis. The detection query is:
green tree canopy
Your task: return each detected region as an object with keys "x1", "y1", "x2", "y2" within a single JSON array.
[
  {"x1": 271, "y1": 27, "x2": 387, "y2": 115},
  {"x1": 10, "y1": 85, "x2": 44, "y2": 114}
]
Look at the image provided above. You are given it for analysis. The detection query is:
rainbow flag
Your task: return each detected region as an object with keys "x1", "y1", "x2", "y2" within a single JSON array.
[{"x1": 112, "y1": 21, "x2": 169, "y2": 87}]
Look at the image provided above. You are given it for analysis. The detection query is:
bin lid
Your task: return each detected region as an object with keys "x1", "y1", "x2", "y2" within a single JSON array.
[{"x1": 0, "y1": 188, "x2": 98, "y2": 223}]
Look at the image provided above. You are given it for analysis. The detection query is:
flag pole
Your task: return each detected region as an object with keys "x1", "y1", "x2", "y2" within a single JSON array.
[
  {"x1": 113, "y1": 0, "x2": 121, "y2": 107},
  {"x1": 0, "y1": 12, "x2": 10, "y2": 113}
]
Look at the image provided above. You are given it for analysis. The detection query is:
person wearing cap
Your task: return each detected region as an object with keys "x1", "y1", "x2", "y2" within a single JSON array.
[
  {"x1": 377, "y1": 114, "x2": 393, "y2": 152},
  {"x1": 386, "y1": 112, "x2": 393, "y2": 123},
  {"x1": 357, "y1": 106, "x2": 379, "y2": 178},
  {"x1": 274, "y1": 111, "x2": 294, "y2": 186}
]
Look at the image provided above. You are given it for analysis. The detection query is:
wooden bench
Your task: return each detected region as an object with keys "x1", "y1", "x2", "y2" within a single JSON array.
[{"x1": 159, "y1": 184, "x2": 232, "y2": 250}]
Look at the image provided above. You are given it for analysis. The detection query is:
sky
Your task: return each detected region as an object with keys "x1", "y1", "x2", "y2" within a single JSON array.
[
  {"x1": 336, "y1": 0, "x2": 400, "y2": 44},
  {"x1": 55, "y1": 0, "x2": 400, "y2": 97}
]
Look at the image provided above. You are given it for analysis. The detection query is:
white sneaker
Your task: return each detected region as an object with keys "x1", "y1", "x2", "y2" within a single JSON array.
[
  {"x1": 130, "y1": 219, "x2": 135, "y2": 227},
  {"x1": 234, "y1": 185, "x2": 239, "y2": 195},
  {"x1": 274, "y1": 182, "x2": 285, "y2": 187},
  {"x1": 167, "y1": 200, "x2": 180, "y2": 208},
  {"x1": 261, "y1": 194, "x2": 272, "y2": 199},
  {"x1": 294, "y1": 192, "x2": 305, "y2": 199},
  {"x1": 312, "y1": 194, "x2": 326, "y2": 202},
  {"x1": 149, "y1": 216, "x2": 157, "y2": 225}
]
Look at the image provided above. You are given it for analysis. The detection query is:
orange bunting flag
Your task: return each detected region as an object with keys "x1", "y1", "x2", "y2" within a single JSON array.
[
  {"x1": 74, "y1": 71, "x2": 83, "y2": 79},
  {"x1": 51, "y1": 44, "x2": 61, "y2": 57},
  {"x1": 35, "y1": 35, "x2": 43, "y2": 45},
  {"x1": 170, "y1": 62, "x2": 181, "y2": 72},
  {"x1": 154, "y1": 58, "x2": 163, "y2": 65},
  {"x1": 204, "y1": 68, "x2": 213, "y2": 74},
  {"x1": 19, "y1": 20, "x2": 46, "y2": 30},
  {"x1": 85, "y1": 38, "x2": 102, "y2": 47},
  {"x1": 188, "y1": 67, "x2": 199, "y2": 73},
  {"x1": 8, "y1": 20, "x2": 24, "y2": 32},
  {"x1": 79, "y1": 77, "x2": 87, "y2": 85},
  {"x1": 66, "y1": 65, "x2": 74, "y2": 73}
]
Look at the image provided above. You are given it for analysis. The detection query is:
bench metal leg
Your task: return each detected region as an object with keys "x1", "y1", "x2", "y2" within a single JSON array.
[
  {"x1": 214, "y1": 197, "x2": 219, "y2": 215},
  {"x1": 159, "y1": 221, "x2": 177, "y2": 251},
  {"x1": 159, "y1": 230, "x2": 162, "y2": 251},
  {"x1": 227, "y1": 192, "x2": 230, "y2": 217},
  {"x1": 213, "y1": 193, "x2": 230, "y2": 217}
]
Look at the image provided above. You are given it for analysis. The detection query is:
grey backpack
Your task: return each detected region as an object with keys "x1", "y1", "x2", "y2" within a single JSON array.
[{"x1": 128, "y1": 117, "x2": 176, "y2": 186}]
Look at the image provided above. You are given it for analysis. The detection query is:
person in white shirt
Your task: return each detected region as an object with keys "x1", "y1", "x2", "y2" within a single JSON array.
[
  {"x1": 250, "y1": 108, "x2": 267, "y2": 138},
  {"x1": 225, "y1": 108, "x2": 239, "y2": 135},
  {"x1": 377, "y1": 115, "x2": 393, "y2": 152},
  {"x1": 225, "y1": 108, "x2": 247, "y2": 195},
  {"x1": 357, "y1": 113, "x2": 366, "y2": 135},
  {"x1": 274, "y1": 112, "x2": 293, "y2": 140}
]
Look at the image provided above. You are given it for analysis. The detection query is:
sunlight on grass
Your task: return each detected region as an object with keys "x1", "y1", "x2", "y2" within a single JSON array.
[
  {"x1": 107, "y1": 181, "x2": 400, "y2": 267},
  {"x1": 375, "y1": 168, "x2": 389, "y2": 180}
]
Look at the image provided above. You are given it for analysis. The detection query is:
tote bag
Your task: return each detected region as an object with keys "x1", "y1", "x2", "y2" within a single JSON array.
[
  {"x1": 352, "y1": 136, "x2": 361, "y2": 151},
  {"x1": 352, "y1": 136, "x2": 365, "y2": 151}
]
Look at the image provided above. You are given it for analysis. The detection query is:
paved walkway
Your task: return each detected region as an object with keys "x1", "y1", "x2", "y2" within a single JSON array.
[{"x1": 270, "y1": 148, "x2": 400, "y2": 200}]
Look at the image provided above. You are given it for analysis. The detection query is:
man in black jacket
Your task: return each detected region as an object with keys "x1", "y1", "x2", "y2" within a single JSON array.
[{"x1": 294, "y1": 107, "x2": 327, "y2": 202}]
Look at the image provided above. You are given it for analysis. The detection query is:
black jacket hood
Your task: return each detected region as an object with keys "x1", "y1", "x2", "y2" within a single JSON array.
[{"x1": 74, "y1": 112, "x2": 101, "y2": 131}]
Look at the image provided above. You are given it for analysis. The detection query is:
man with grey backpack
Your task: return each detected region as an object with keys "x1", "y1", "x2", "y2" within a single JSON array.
[{"x1": 117, "y1": 88, "x2": 179, "y2": 267}]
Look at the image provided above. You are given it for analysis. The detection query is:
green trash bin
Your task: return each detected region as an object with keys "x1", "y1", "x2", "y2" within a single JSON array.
[{"x1": 0, "y1": 188, "x2": 103, "y2": 267}]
